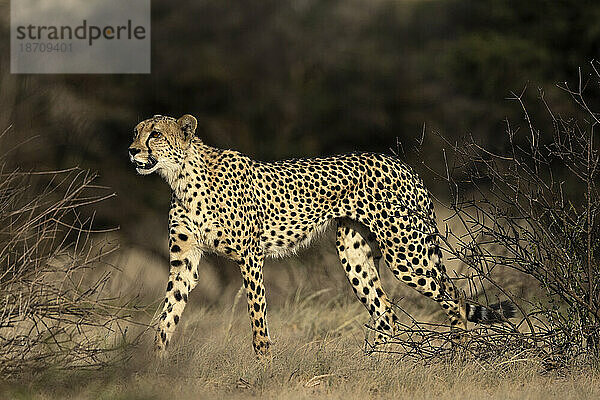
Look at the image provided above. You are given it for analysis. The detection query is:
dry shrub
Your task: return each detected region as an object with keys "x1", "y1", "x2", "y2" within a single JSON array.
[
  {"x1": 380, "y1": 63, "x2": 600, "y2": 369},
  {"x1": 0, "y1": 135, "x2": 139, "y2": 377}
]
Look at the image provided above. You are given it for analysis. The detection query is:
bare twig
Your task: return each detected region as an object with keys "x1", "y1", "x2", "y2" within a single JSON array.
[{"x1": 0, "y1": 159, "x2": 139, "y2": 378}]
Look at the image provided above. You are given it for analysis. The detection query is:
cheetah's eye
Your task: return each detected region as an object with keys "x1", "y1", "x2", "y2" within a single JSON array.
[{"x1": 150, "y1": 130, "x2": 162, "y2": 139}]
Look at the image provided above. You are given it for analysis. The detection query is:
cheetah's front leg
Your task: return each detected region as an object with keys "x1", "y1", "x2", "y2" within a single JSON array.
[
  {"x1": 155, "y1": 230, "x2": 201, "y2": 356},
  {"x1": 238, "y1": 249, "x2": 271, "y2": 356}
]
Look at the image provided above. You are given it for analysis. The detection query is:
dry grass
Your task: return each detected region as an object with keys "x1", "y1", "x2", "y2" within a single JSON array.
[{"x1": 1, "y1": 273, "x2": 599, "y2": 400}]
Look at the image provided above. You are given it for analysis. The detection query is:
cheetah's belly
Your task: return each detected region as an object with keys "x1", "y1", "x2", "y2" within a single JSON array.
[{"x1": 260, "y1": 217, "x2": 334, "y2": 258}]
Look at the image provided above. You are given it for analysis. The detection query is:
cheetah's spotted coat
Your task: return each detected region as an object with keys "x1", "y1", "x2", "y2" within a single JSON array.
[{"x1": 128, "y1": 114, "x2": 514, "y2": 356}]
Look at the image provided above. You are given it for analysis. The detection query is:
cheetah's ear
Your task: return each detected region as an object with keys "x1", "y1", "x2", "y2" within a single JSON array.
[{"x1": 177, "y1": 114, "x2": 198, "y2": 141}]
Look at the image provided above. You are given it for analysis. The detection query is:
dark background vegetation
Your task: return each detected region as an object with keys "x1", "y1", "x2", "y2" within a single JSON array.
[{"x1": 1, "y1": 0, "x2": 599, "y2": 270}]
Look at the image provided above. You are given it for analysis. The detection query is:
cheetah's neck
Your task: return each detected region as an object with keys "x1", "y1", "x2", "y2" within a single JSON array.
[{"x1": 160, "y1": 139, "x2": 209, "y2": 205}]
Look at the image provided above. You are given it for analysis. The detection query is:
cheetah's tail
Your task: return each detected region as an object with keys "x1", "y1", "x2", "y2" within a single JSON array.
[{"x1": 466, "y1": 300, "x2": 516, "y2": 324}]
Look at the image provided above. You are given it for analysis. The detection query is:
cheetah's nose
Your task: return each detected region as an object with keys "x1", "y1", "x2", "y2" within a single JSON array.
[{"x1": 128, "y1": 147, "x2": 141, "y2": 157}]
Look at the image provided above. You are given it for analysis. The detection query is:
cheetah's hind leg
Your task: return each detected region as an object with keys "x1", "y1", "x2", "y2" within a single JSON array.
[{"x1": 335, "y1": 218, "x2": 399, "y2": 346}]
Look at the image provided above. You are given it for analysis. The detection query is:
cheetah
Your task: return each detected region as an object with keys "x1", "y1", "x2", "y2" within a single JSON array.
[{"x1": 128, "y1": 114, "x2": 515, "y2": 356}]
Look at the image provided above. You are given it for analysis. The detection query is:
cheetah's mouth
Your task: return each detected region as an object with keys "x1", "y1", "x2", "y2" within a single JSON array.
[{"x1": 134, "y1": 156, "x2": 158, "y2": 174}]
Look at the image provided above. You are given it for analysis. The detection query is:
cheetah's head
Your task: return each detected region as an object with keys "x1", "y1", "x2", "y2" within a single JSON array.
[{"x1": 128, "y1": 114, "x2": 197, "y2": 176}]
